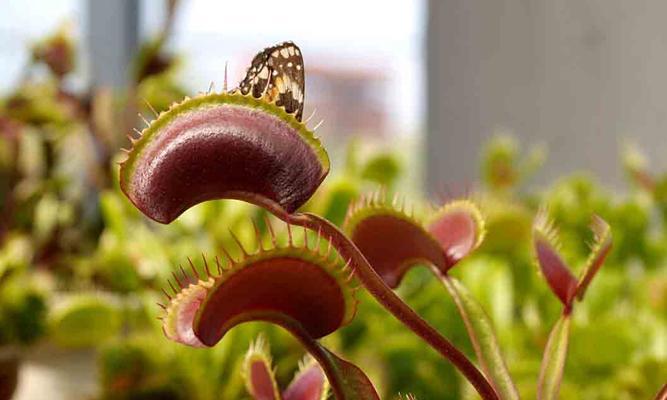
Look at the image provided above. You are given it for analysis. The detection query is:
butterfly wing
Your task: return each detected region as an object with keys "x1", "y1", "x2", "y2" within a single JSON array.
[
  {"x1": 266, "y1": 42, "x2": 305, "y2": 121},
  {"x1": 235, "y1": 41, "x2": 305, "y2": 121},
  {"x1": 238, "y1": 51, "x2": 271, "y2": 98}
]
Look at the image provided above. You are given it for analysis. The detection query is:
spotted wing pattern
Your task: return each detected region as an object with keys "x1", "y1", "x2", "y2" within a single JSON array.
[{"x1": 236, "y1": 41, "x2": 305, "y2": 121}]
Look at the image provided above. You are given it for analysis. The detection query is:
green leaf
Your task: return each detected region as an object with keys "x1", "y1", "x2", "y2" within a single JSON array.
[
  {"x1": 443, "y1": 276, "x2": 519, "y2": 400},
  {"x1": 537, "y1": 314, "x2": 571, "y2": 400},
  {"x1": 50, "y1": 294, "x2": 121, "y2": 348},
  {"x1": 100, "y1": 191, "x2": 128, "y2": 239},
  {"x1": 0, "y1": 235, "x2": 32, "y2": 279},
  {"x1": 320, "y1": 178, "x2": 360, "y2": 227},
  {"x1": 33, "y1": 193, "x2": 60, "y2": 243},
  {"x1": 360, "y1": 152, "x2": 402, "y2": 187}
]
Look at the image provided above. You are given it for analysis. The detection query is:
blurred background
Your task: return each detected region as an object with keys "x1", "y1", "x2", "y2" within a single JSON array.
[{"x1": 0, "y1": 1, "x2": 665, "y2": 399}]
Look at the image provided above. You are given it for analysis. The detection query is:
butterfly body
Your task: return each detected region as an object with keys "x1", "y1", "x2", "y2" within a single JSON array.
[{"x1": 235, "y1": 41, "x2": 305, "y2": 121}]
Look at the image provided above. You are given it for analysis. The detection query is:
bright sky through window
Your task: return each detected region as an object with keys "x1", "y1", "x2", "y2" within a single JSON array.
[{"x1": 0, "y1": 0, "x2": 424, "y2": 135}]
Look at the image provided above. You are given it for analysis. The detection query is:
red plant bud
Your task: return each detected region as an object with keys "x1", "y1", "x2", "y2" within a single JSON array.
[{"x1": 532, "y1": 209, "x2": 612, "y2": 309}]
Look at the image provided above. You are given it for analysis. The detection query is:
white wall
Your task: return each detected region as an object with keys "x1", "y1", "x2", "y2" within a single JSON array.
[{"x1": 427, "y1": 0, "x2": 667, "y2": 190}]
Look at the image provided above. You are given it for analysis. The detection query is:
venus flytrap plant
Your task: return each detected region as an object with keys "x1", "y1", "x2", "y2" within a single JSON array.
[
  {"x1": 242, "y1": 334, "x2": 330, "y2": 400},
  {"x1": 159, "y1": 222, "x2": 379, "y2": 399},
  {"x1": 344, "y1": 192, "x2": 519, "y2": 400},
  {"x1": 532, "y1": 208, "x2": 612, "y2": 400},
  {"x1": 119, "y1": 41, "x2": 498, "y2": 399}
]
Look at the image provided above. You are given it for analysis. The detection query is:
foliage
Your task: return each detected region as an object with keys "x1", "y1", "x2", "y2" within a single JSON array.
[{"x1": 0, "y1": 274, "x2": 47, "y2": 347}]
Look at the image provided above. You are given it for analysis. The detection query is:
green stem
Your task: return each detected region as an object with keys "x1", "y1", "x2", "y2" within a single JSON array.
[
  {"x1": 537, "y1": 311, "x2": 571, "y2": 400},
  {"x1": 435, "y1": 269, "x2": 519, "y2": 400},
  {"x1": 287, "y1": 212, "x2": 499, "y2": 400}
]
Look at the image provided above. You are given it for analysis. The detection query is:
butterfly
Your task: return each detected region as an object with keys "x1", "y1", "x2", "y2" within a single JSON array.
[{"x1": 235, "y1": 41, "x2": 305, "y2": 121}]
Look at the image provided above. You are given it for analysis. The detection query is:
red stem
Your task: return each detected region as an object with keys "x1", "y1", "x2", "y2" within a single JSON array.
[
  {"x1": 287, "y1": 212, "x2": 499, "y2": 400},
  {"x1": 286, "y1": 322, "x2": 349, "y2": 399},
  {"x1": 654, "y1": 381, "x2": 667, "y2": 400}
]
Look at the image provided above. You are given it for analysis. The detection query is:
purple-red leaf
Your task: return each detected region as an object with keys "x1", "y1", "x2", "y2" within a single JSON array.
[
  {"x1": 161, "y1": 282, "x2": 207, "y2": 348},
  {"x1": 576, "y1": 215, "x2": 612, "y2": 300},
  {"x1": 244, "y1": 336, "x2": 282, "y2": 400},
  {"x1": 344, "y1": 194, "x2": 445, "y2": 288},
  {"x1": 249, "y1": 361, "x2": 280, "y2": 400},
  {"x1": 160, "y1": 235, "x2": 378, "y2": 399},
  {"x1": 317, "y1": 346, "x2": 380, "y2": 400},
  {"x1": 283, "y1": 359, "x2": 328, "y2": 400},
  {"x1": 160, "y1": 235, "x2": 357, "y2": 347},
  {"x1": 344, "y1": 195, "x2": 486, "y2": 287},
  {"x1": 532, "y1": 209, "x2": 578, "y2": 308},
  {"x1": 194, "y1": 253, "x2": 355, "y2": 345},
  {"x1": 427, "y1": 200, "x2": 485, "y2": 268},
  {"x1": 120, "y1": 93, "x2": 329, "y2": 223}
]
